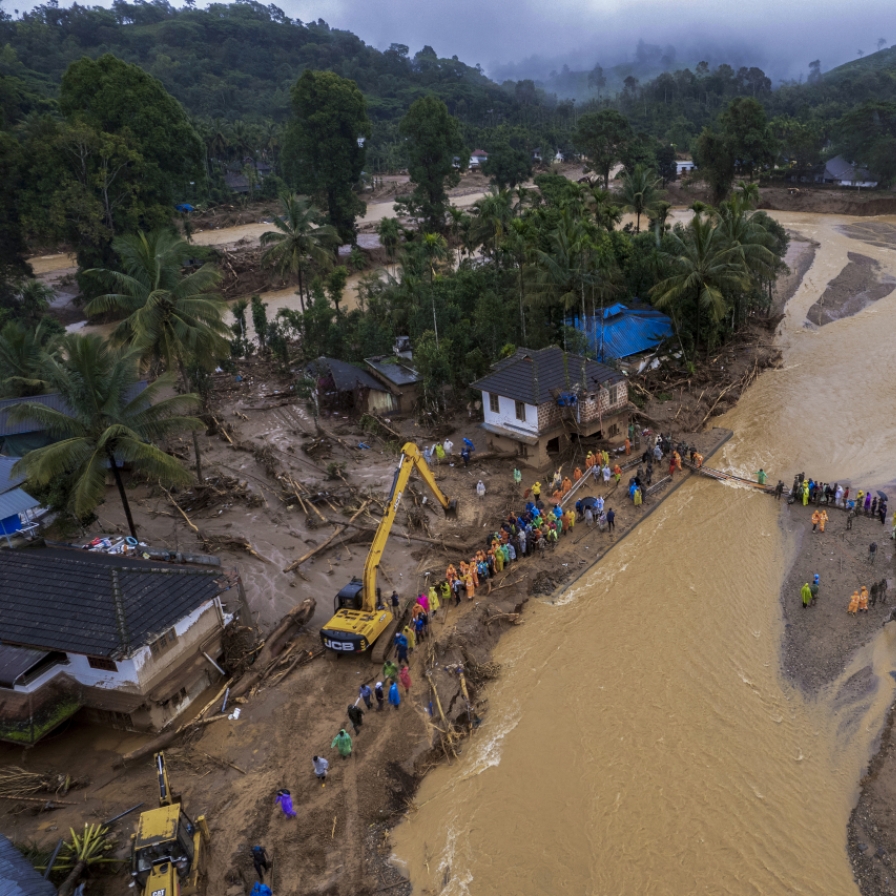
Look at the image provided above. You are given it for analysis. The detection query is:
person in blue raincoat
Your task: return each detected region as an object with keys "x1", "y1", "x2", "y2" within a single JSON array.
[{"x1": 389, "y1": 681, "x2": 401, "y2": 710}]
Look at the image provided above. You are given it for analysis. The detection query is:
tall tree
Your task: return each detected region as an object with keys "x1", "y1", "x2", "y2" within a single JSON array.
[
  {"x1": 574, "y1": 109, "x2": 634, "y2": 187},
  {"x1": 0, "y1": 319, "x2": 61, "y2": 398},
  {"x1": 54, "y1": 54, "x2": 204, "y2": 272},
  {"x1": 10, "y1": 335, "x2": 202, "y2": 539},
  {"x1": 620, "y1": 165, "x2": 663, "y2": 233},
  {"x1": 84, "y1": 229, "x2": 229, "y2": 480},
  {"x1": 282, "y1": 70, "x2": 371, "y2": 243},
  {"x1": 481, "y1": 140, "x2": 533, "y2": 189},
  {"x1": 399, "y1": 96, "x2": 466, "y2": 232},
  {"x1": 260, "y1": 193, "x2": 340, "y2": 313},
  {"x1": 651, "y1": 214, "x2": 747, "y2": 355}
]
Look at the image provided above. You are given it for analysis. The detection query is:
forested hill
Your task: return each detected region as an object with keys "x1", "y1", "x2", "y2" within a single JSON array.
[{"x1": 0, "y1": 1, "x2": 516, "y2": 123}]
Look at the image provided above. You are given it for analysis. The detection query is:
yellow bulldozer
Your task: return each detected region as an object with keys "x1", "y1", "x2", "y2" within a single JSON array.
[
  {"x1": 130, "y1": 752, "x2": 209, "y2": 896},
  {"x1": 320, "y1": 442, "x2": 456, "y2": 660}
]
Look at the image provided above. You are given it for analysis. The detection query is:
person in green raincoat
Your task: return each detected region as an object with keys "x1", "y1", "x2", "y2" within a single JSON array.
[
  {"x1": 800, "y1": 582, "x2": 812, "y2": 609},
  {"x1": 332, "y1": 728, "x2": 353, "y2": 759},
  {"x1": 383, "y1": 660, "x2": 398, "y2": 681},
  {"x1": 435, "y1": 443, "x2": 446, "y2": 462},
  {"x1": 513, "y1": 469, "x2": 522, "y2": 488}
]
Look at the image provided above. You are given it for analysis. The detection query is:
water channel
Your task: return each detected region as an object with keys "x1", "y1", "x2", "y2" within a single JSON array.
[{"x1": 391, "y1": 212, "x2": 896, "y2": 895}]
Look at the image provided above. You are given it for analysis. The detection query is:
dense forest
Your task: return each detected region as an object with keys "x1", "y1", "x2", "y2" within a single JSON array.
[{"x1": 0, "y1": 0, "x2": 849, "y2": 527}]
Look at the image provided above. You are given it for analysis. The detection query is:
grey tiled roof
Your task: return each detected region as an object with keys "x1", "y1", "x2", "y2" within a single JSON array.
[
  {"x1": 0, "y1": 548, "x2": 221, "y2": 658},
  {"x1": 0, "y1": 834, "x2": 56, "y2": 896},
  {"x1": 471, "y1": 347, "x2": 623, "y2": 406},
  {"x1": 308, "y1": 357, "x2": 388, "y2": 393}
]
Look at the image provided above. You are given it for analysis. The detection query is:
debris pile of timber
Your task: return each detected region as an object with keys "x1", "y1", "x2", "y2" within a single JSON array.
[{"x1": 169, "y1": 475, "x2": 261, "y2": 515}]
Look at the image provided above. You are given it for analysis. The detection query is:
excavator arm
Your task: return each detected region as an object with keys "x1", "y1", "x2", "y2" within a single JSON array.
[
  {"x1": 320, "y1": 442, "x2": 456, "y2": 655},
  {"x1": 361, "y1": 442, "x2": 456, "y2": 612}
]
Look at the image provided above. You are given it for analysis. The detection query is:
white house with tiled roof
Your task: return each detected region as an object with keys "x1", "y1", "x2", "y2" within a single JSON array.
[{"x1": 471, "y1": 346, "x2": 629, "y2": 468}]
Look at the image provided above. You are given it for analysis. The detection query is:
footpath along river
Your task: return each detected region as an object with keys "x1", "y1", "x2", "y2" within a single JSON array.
[{"x1": 392, "y1": 213, "x2": 896, "y2": 896}]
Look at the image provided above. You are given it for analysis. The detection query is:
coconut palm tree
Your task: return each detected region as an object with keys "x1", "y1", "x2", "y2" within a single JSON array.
[
  {"x1": 469, "y1": 187, "x2": 516, "y2": 260},
  {"x1": 260, "y1": 194, "x2": 339, "y2": 312},
  {"x1": 376, "y1": 216, "x2": 402, "y2": 277},
  {"x1": 620, "y1": 164, "x2": 663, "y2": 233},
  {"x1": 10, "y1": 335, "x2": 202, "y2": 539},
  {"x1": 85, "y1": 229, "x2": 229, "y2": 481},
  {"x1": 583, "y1": 184, "x2": 623, "y2": 231},
  {"x1": 0, "y1": 319, "x2": 61, "y2": 398},
  {"x1": 419, "y1": 232, "x2": 449, "y2": 346},
  {"x1": 650, "y1": 214, "x2": 748, "y2": 355}
]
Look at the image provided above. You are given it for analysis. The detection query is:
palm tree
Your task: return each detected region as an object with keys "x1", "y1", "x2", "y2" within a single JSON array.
[
  {"x1": 503, "y1": 218, "x2": 533, "y2": 343},
  {"x1": 376, "y1": 217, "x2": 402, "y2": 277},
  {"x1": 85, "y1": 229, "x2": 229, "y2": 481},
  {"x1": 469, "y1": 187, "x2": 515, "y2": 260},
  {"x1": 260, "y1": 194, "x2": 339, "y2": 312},
  {"x1": 583, "y1": 184, "x2": 623, "y2": 231},
  {"x1": 650, "y1": 214, "x2": 748, "y2": 356},
  {"x1": 420, "y1": 233, "x2": 449, "y2": 346},
  {"x1": 10, "y1": 335, "x2": 202, "y2": 539},
  {"x1": 0, "y1": 320, "x2": 61, "y2": 398},
  {"x1": 620, "y1": 165, "x2": 663, "y2": 233}
]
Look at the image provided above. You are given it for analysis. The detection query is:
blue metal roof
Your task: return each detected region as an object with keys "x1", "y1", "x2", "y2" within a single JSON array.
[
  {"x1": 0, "y1": 458, "x2": 26, "y2": 495},
  {"x1": 569, "y1": 305, "x2": 674, "y2": 362},
  {"x1": 0, "y1": 488, "x2": 40, "y2": 521}
]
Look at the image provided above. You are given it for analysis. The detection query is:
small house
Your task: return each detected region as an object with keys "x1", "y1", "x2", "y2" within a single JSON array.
[
  {"x1": 365, "y1": 354, "x2": 423, "y2": 415},
  {"x1": 815, "y1": 155, "x2": 878, "y2": 188},
  {"x1": 306, "y1": 356, "x2": 394, "y2": 415},
  {"x1": 569, "y1": 304, "x2": 674, "y2": 371},
  {"x1": 676, "y1": 160, "x2": 697, "y2": 175},
  {"x1": 0, "y1": 547, "x2": 247, "y2": 743},
  {"x1": 471, "y1": 346, "x2": 629, "y2": 468},
  {"x1": 469, "y1": 149, "x2": 489, "y2": 169},
  {"x1": 224, "y1": 160, "x2": 273, "y2": 194},
  {"x1": 0, "y1": 457, "x2": 42, "y2": 545}
]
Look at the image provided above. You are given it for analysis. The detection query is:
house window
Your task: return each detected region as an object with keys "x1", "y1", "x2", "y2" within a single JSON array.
[
  {"x1": 515, "y1": 401, "x2": 526, "y2": 422},
  {"x1": 149, "y1": 628, "x2": 178, "y2": 658},
  {"x1": 610, "y1": 385, "x2": 620, "y2": 405},
  {"x1": 88, "y1": 656, "x2": 118, "y2": 672},
  {"x1": 489, "y1": 393, "x2": 500, "y2": 413}
]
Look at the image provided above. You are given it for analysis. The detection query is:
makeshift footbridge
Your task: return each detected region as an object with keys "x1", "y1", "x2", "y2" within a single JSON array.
[{"x1": 682, "y1": 459, "x2": 772, "y2": 492}]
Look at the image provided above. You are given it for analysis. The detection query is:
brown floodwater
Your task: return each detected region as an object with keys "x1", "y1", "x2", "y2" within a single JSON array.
[{"x1": 392, "y1": 212, "x2": 896, "y2": 895}]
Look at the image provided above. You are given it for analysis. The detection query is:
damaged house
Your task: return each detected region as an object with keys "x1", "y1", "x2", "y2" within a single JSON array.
[
  {"x1": 307, "y1": 356, "x2": 394, "y2": 415},
  {"x1": 472, "y1": 346, "x2": 630, "y2": 468},
  {"x1": 0, "y1": 547, "x2": 247, "y2": 744}
]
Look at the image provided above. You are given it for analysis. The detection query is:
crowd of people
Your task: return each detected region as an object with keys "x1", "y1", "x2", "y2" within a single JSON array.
[{"x1": 791, "y1": 470, "x2": 893, "y2": 617}]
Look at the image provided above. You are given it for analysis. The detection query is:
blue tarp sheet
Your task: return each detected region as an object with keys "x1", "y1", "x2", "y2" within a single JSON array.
[{"x1": 569, "y1": 305, "x2": 674, "y2": 361}]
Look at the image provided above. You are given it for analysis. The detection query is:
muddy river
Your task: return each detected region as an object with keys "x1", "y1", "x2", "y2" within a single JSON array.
[{"x1": 391, "y1": 212, "x2": 896, "y2": 895}]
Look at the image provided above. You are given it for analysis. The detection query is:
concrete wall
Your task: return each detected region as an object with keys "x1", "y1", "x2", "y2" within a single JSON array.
[{"x1": 482, "y1": 392, "x2": 538, "y2": 434}]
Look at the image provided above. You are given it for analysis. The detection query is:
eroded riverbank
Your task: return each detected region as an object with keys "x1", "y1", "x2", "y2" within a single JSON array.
[{"x1": 392, "y1": 212, "x2": 896, "y2": 895}]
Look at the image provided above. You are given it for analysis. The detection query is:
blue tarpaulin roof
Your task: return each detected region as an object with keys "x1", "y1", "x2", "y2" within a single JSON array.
[{"x1": 569, "y1": 305, "x2": 674, "y2": 361}]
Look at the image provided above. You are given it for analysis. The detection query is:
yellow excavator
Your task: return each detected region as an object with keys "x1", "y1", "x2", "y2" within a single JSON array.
[
  {"x1": 130, "y1": 752, "x2": 209, "y2": 896},
  {"x1": 320, "y1": 442, "x2": 456, "y2": 659}
]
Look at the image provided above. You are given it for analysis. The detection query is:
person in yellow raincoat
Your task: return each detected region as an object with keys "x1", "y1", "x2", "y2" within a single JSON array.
[
  {"x1": 428, "y1": 585, "x2": 440, "y2": 617},
  {"x1": 634, "y1": 487, "x2": 643, "y2": 507},
  {"x1": 811, "y1": 510, "x2": 821, "y2": 532},
  {"x1": 801, "y1": 582, "x2": 813, "y2": 608},
  {"x1": 440, "y1": 580, "x2": 451, "y2": 606},
  {"x1": 859, "y1": 586, "x2": 869, "y2": 611},
  {"x1": 818, "y1": 509, "x2": 828, "y2": 532},
  {"x1": 848, "y1": 590, "x2": 860, "y2": 614},
  {"x1": 567, "y1": 508, "x2": 576, "y2": 531},
  {"x1": 801, "y1": 482, "x2": 809, "y2": 506},
  {"x1": 602, "y1": 450, "x2": 610, "y2": 466},
  {"x1": 403, "y1": 624, "x2": 417, "y2": 651}
]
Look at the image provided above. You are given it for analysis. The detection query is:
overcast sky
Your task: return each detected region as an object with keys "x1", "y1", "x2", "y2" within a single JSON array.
[
  {"x1": 11, "y1": 0, "x2": 896, "y2": 81},
  {"x1": 281, "y1": 0, "x2": 893, "y2": 81}
]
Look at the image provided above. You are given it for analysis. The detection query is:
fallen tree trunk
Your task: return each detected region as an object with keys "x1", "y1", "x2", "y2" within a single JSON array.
[
  {"x1": 230, "y1": 598, "x2": 316, "y2": 699},
  {"x1": 283, "y1": 501, "x2": 369, "y2": 572},
  {"x1": 115, "y1": 716, "x2": 227, "y2": 767}
]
